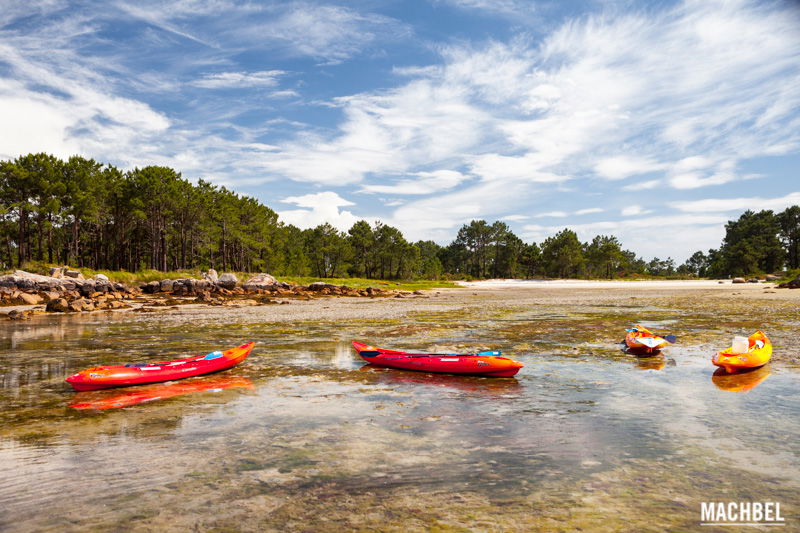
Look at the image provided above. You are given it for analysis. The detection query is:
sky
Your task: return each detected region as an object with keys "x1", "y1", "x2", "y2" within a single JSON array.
[{"x1": 1, "y1": 0, "x2": 799, "y2": 262}]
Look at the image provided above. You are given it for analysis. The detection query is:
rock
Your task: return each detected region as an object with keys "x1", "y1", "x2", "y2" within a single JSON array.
[
  {"x1": 160, "y1": 279, "x2": 175, "y2": 292},
  {"x1": 68, "y1": 299, "x2": 94, "y2": 312},
  {"x1": 6, "y1": 309, "x2": 30, "y2": 320},
  {"x1": 765, "y1": 274, "x2": 781, "y2": 281},
  {"x1": 50, "y1": 267, "x2": 66, "y2": 278},
  {"x1": 243, "y1": 273, "x2": 277, "y2": 291},
  {"x1": 142, "y1": 280, "x2": 161, "y2": 294},
  {"x1": 747, "y1": 278, "x2": 759, "y2": 283},
  {"x1": 196, "y1": 291, "x2": 213, "y2": 303},
  {"x1": 78, "y1": 280, "x2": 96, "y2": 297},
  {"x1": 777, "y1": 275, "x2": 800, "y2": 289},
  {"x1": 94, "y1": 273, "x2": 109, "y2": 282},
  {"x1": 65, "y1": 270, "x2": 84, "y2": 279},
  {"x1": 46, "y1": 298, "x2": 70, "y2": 312},
  {"x1": 39, "y1": 291, "x2": 62, "y2": 302},
  {"x1": 217, "y1": 273, "x2": 238, "y2": 289},
  {"x1": 307, "y1": 282, "x2": 337, "y2": 292},
  {"x1": 731, "y1": 277, "x2": 746, "y2": 284},
  {"x1": 18, "y1": 292, "x2": 43, "y2": 305},
  {"x1": 204, "y1": 269, "x2": 219, "y2": 283}
]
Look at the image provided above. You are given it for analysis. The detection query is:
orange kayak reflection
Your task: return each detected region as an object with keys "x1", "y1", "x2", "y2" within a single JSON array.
[
  {"x1": 634, "y1": 356, "x2": 666, "y2": 371},
  {"x1": 711, "y1": 366, "x2": 771, "y2": 393},
  {"x1": 69, "y1": 376, "x2": 254, "y2": 409},
  {"x1": 359, "y1": 364, "x2": 522, "y2": 395}
]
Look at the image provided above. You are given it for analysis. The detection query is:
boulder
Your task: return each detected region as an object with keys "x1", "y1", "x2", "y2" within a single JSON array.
[
  {"x1": 65, "y1": 270, "x2": 84, "y2": 279},
  {"x1": 731, "y1": 277, "x2": 746, "y2": 284},
  {"x1": 777, "y1": 276, "x2": 800, "y2": 289},
  {"x1": 142, "y1": 280, "x2": 161, "y2": 294},
  {"x1": 69, "y1": 299, "x2": 94, "y2": 312},
  {"x1": 6, "y1": 309, "x2": 30, "y2": 320},
  {"x1": 19, "y1": 292, "x2": 43, "y2": 305},
  {"x1": 307, "y1": 282, "x2": 338, "y2": 292},
  {"x1": 243, "y1": 273, "x2": 277, "y2": 291},
  {"x1": 746, "y1": 278, "x2": 759, "y2": 283},
  {"x1": 39, "y1": 291, "x2": 62, "y2": 303},
  {"x1": 46, "y1": 298, "x2": 70, "y2": 312},
  {"x1": 196, "y1": 291, "x2": 214, "y2": 303},
  {"x1": 160, "y1": 279, "x2": 175, "y2": 292},
  {"x1": 78, "y1": 280, "x2": 96, "y2": 297},
  {"x1": 204, "y1": 269, "x2": 219, "y2": 283},
  {"x1": 765, "y1": 274, "x2": 781, "y2": 281},
  {"x1": 94, "y1": 273, "x2": 110, "y2": 282},
  {"x1": 217, "y1": 273, "x2": 238, "y2": 289}
]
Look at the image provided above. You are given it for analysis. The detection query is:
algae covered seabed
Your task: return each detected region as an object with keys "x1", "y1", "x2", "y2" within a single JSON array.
[{"x1": 1, "y1": 283, "x2": 799, "y2": 532}]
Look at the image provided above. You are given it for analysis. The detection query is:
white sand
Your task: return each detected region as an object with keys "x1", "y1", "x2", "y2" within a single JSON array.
[{"x1": 456, "y1": 278, "x2": 764, "y2": 289}]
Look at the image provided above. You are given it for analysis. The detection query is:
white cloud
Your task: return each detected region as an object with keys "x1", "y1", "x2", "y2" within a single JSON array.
[
  {"x1": 594, "y1": 155, "x2": 664, "y2": 180},
  {"x1": 233, "y1": 4, "x2": 409, "y2": 64},
  {"x1": 361, "y1": 170, "x2": 468, "y2": 195},
  {"x1": 277, "y1": 191, "x2": 363, "y2": 231},
  {"x1": 575, "y1": 207, "x2": 603, "y2": 215},
  {"x1": 190, "y1": 70, "x2": 286, "y2": 89},
  {"x1": 621, "y1": 205, "x2": 652, "y2": 216},
  {"x1": 522, "y1": 214, "x2": 731, "y2": 261},
  {"x1": 500, "y1": 214, "x2": 529, "y2": 221},
  {"x1": 533, "y1": 211, "x2": 568, "y2": 218},
  {"x1": 670, "y1": 192, "x2": 800, "y2": 213},
  {"x1": 622, "y1": 179, "x2": 661, "y2": 191}
]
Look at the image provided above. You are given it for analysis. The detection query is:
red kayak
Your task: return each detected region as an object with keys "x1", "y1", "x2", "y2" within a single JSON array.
[
  {"x1": 66, "y1": 342, "x2": 255, "y2": 391},
  {"x1": 352, "y1": 341, "x2": 523, "y2": 377}
]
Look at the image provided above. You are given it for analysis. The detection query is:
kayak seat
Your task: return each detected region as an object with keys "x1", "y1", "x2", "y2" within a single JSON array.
[
  {"x1": 360, "y1": 351, "x2": 380, "y2": 357},
  {"x1": 203, "y1": 351, "x2": 224, "y2": 360}
]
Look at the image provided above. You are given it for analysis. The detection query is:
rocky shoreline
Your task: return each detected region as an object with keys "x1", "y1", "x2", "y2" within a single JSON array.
[{"x1": 0, "y1": 268, "x2": 424, "y2": 320}]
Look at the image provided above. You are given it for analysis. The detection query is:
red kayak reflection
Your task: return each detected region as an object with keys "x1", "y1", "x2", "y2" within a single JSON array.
[
  {"x1": 359, "y1": 364, "x2": 522, "y2": 395},
  {"x1": 711, "y1": 365, "x2": 771, "y2": 393},
  {"x1": 69, "y1": 376, "x2": 254, "y2": 409}
]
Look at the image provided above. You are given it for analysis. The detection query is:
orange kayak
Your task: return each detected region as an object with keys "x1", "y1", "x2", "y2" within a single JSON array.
[
  {"x1": 66, "y1": 342, "x2": 255, "y2": 391},
  {"x1": 625, "y1": 324, "x2": 672, "y2": 354},
  {"x1": 712, "y1": 331, "x2": 771, "y2": 373},
  {"x1": 69, "y1": 376, "x2": 254, "y2": 409},
  {"x1": 352, "y1": 341, "x2": 523, "y2": 377}
]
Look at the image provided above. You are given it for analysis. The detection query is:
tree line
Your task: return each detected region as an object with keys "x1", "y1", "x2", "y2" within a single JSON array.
[{"x1": 1, "y1": 153, "x2": 798, "y2": 279}]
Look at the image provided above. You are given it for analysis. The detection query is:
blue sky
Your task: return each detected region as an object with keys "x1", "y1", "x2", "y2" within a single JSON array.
[{"x1": 1, "y1": 0, "x2": 799, "y2": 262}]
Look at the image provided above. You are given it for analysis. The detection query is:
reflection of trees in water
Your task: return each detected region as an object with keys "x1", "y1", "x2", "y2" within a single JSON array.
[{"x1": 8, "y1": 323, "x2": 81, "y2": 348}]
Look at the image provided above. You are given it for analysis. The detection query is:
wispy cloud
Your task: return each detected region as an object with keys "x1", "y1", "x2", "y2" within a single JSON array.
[
  {"x1": 190, "y1": 70, "x2": 286, "y2": 89},
  {"x1": 621, "y1": 205, "x2": 651, "y2": 216},
  {"x1": 361, "y1": 170, "x2": 468, "y2": 195},
  {"x1": 533, "y1": 211, "x2": 568, "y2": 218},
  {"x1": 670, "y1": 192, "x2": 800, "y2": 213}
]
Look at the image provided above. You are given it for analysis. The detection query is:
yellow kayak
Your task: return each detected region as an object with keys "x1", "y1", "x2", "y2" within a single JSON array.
[{"x1": 712, "y1": 330, "x2": 771, "y2": 374}]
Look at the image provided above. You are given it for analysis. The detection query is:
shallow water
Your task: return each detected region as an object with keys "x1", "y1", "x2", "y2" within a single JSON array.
[{"x1": 1, "y1": 294, "x2": 799, "y2": 532}]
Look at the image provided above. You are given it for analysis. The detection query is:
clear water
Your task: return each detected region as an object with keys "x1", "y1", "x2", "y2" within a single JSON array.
[{"x1": 1, "y1": 293, "x2": 798, "y2": 531}]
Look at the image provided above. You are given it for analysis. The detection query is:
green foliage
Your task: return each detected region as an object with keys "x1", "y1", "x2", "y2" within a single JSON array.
[
  {"x1": 719, "y1": 210, "x2": 784, "y2": 276},
  {"x1": 1, "y1": 152, "x2": 797, "y2": 282},
  {"x1": 541, "y1": 229, "x2": 584, "y2": 278}
]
